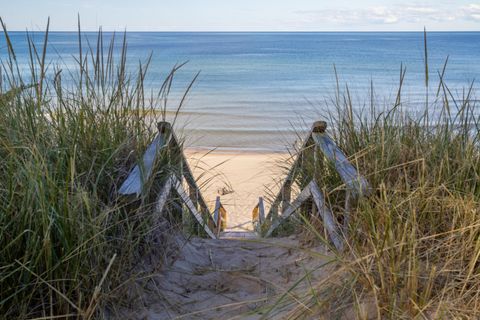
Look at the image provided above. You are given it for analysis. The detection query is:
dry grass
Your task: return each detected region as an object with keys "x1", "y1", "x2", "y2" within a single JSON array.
[
  {"x1": 0, "y1": 20, "x2": 194, "y2": 319},
  {"x1": 265, "y1": 33, "x2": 480, "y2": 319}
]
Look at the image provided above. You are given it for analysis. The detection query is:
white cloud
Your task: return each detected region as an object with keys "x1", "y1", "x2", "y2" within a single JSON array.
[
  {"x1": 296, "y1": 3, "x2": 480, "y2": 26},
  {"x1": 462, "y1": 4, "x2": 480, "y2": 20},
  {"x1": 404, "y1": 7, "x2": 438, "y2": 14},
  {"x1": 296, "y1": 7, "x2": 400, "y2": 25},
  {"x1": 369, "y1": 7, "x2": 399, "y2": 24}
]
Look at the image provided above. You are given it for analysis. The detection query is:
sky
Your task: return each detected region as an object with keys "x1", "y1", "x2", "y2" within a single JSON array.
[{"x1": 1, "y1": 0, "x2": 480, "y2": 31}]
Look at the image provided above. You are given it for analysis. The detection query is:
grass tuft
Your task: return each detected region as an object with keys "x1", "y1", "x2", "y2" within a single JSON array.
[
  {"x1": 0, "y1": 22, "x2": 192, "y2": 318},
  {"x1": 271, "y1": 44, "x2": 480, "y2": 318}
]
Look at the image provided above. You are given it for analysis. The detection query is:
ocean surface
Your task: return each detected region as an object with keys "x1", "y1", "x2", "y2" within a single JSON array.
[{"x1": 2, "y1": 32, "x2": 479, "y2": 152}]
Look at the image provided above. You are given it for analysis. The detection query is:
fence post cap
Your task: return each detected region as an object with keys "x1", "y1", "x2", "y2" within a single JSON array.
[
  {"x1": 157, "y1": 121, "x2": 172, "y2": 133},
  {"x1": 312, "y1": 121, "x2": 327, "y2": 133}
]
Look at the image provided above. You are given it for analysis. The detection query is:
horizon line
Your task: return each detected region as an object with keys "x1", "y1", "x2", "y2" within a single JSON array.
[{"x1": 5, "y1": 29, "x2": 480, "y2": 33}]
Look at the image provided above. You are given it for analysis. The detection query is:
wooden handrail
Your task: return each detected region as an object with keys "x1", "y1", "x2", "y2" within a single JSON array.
[
  {"x1": 312, "y1": 131, "x2": 370, "y2": 197},
  {"x1": 260, "y1": 120, "x2": 370, "y2": 250},
  {"x1": 118, "y1": 121, "x2": 223, "y2": 239},
  {"x1": 264, "y1": 180, "x2": 342, "y2": 250},
  {"x1": 118, "y1": 125, "x2": 171, "y2": 197}
]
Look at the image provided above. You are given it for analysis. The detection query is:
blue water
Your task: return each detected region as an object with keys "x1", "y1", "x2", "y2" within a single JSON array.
[{"x1": 1, "y1": 32, "x2": 479, "y2": 151}]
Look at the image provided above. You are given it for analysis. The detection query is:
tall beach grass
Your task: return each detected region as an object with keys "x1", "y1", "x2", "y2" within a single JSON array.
[
  {"x1": 0, "y1": 19, "x2": 195, "y2": 319},
  {"x1": 266, "y1": 34, "x2": 480, "y2": 319}
]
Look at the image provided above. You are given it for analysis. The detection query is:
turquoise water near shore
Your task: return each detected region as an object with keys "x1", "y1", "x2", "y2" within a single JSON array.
[{"x1": 2, "y1": 32, "x2": 479, "y2": 151}]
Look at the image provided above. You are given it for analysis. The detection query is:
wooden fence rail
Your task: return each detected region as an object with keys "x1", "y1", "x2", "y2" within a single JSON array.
[
  {"x1": 255, "y1": 121, "x2": 370, "y2": 250},
  {"x1": 118, "y1": 121, "x2": 225, "y2": 239}
]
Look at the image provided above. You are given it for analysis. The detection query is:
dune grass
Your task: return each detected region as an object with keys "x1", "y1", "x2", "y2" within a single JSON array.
[
  {"x1": 0, "y1": 20, "x2": 196, "y2": 319},
  {"x1": 326, "y1": 79, "x2": 480, "y2": 319},
  {"x1": 265, "y1": 35, "x2": 480, "y2": 319}
]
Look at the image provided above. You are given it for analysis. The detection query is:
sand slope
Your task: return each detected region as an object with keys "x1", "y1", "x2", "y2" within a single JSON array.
[{"x1": 117, "y1": 235, "x2": 333, "y2": 319}]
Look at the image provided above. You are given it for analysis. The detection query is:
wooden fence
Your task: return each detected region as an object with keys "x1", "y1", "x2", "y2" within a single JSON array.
[
  {"x1": 118, "y1": 122, "x2": 225, "y2": 239},
  {"x1": 252, "y1": 121, "x2": 370, "y2": 250}
]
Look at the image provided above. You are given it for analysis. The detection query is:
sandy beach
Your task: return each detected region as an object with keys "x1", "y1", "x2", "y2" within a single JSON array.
[{"x1": 185, "y1": 149, "x2": 289, "y2": 230}]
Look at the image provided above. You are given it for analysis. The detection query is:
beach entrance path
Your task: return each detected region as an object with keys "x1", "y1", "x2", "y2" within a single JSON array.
[
  {"x1": 111, "y1": 121, "x2": 363, "y2": 319},
  {"x1": 186, "y1": 151, "x2": 287, "y2": 231},
  {"x1": 117, "y1": 235, "x2": 333, "y2": 319}
]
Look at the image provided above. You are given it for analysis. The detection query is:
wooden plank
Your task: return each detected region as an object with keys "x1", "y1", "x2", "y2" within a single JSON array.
[
  {"x1": 281, "y1": 182, "x2": 292, "y2": 216},
  {"x1": 310, "y1": 181, "x2": 343, "y2": 251},
  {"x1": 154, "y1": 176, "x2": 173, "y2": 214},
  {"x1": 252, "y1": 204, "x2": 260, "y2": 233},
  {"x1": 119, "y1": 133, "x2": 169, "y2": 197},
  {"x1": 258, "y1": 197, "x2": 265, "y2": 224},
  {"x1": 220, "y1": 231, "x2": 258, "y2": 239},
  {"x1": 252, "y1": 205, "x2": 259, "y2": 222},
  {"x1": 264, "y1": 183, "x2": 312, "y2": 237},
  {"x1": 252, "y1": 197, "x2": 265, "y2": 234},
  {"x1": 171, "y1": 176, "x2": 217, "y2": 239},
  {"x1": 213, "y1": 196, "x2": 227, "y2": 233},
  {"x1": 214, "y1": 196, "x2": 221, "y2": 228},
  {"x1": 312, "y1": 132, "x2": 370, "y2": 197},
  {"x1": 189, "y1": 184, "x2": 198, "y2": 209},
  {"x1": 219, "y1": 205, "x2": 227, "y2": 232}
]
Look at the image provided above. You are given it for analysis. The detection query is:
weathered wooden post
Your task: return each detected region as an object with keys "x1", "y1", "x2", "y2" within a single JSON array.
[
  {"x1": 312, "y1": 121, "x2": 327, "y2": 133},
  {"x1": 312, "y1": 121, "x2": 326, "y2": 216},
  {"x1": 214, "y1": 196, "x2": 222, "y2": 236},
  {"x1": 312, "y1": 121, "x2": 326, "y2": 227},
  {"x1": 258, "y1": 197, "x2": 265, "y2": 224},
  {"x1": 214, "y1": 196, "x2": 227, "y2": 236},
  {"x1": 280, "y1": 180, "x2": 292, "y2": 217},
  {"x1": 157, "y1": 121, "x2": 171, "y2": 133},
  {"x1": 252, "y1": 197, "x2": 265, "y2": 234}
]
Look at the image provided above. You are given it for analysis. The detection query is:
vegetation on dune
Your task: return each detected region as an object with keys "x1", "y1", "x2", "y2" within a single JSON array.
[
  {"x1": 0, "y1": 19, "x2": 194, "y2": 319},
  {"x1": 267, "y1": 36, "x2": 480, "y2": 318}
]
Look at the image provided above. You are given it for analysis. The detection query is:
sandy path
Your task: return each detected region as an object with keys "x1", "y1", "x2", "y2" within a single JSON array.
[
  {"x1": 185, "y1": 150, "x2": 289, "y2": 231},
  {"x1": 117, "y1": 235, "x2": 333, "y2": 319},
  {"x1": 111, "y1": 151, "x2": 339, "y2": 319}
]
